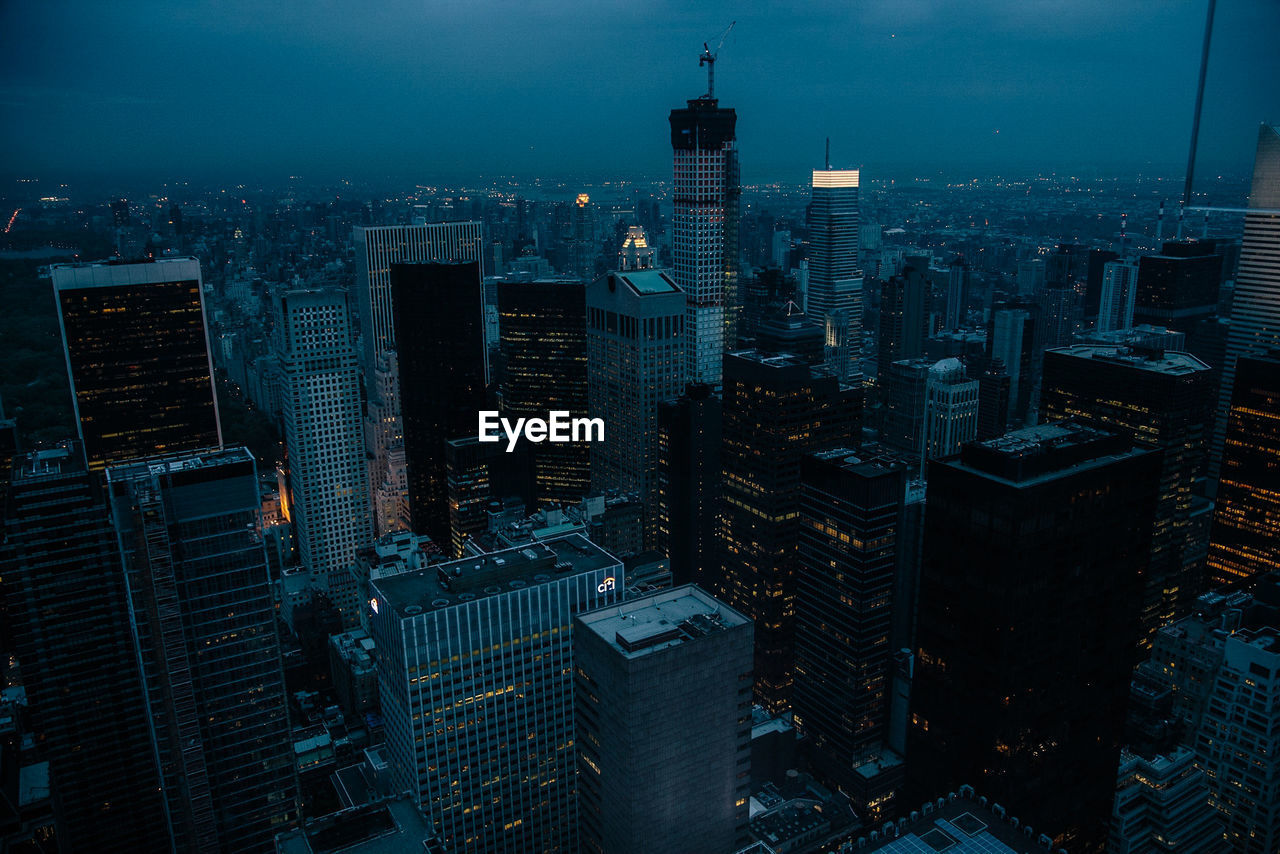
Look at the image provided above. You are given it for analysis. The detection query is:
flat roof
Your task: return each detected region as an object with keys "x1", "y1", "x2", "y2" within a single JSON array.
[
  {"x1": 617, "y1": 269, "x2": 679, "y2": 294},
  {"x1": 859, "y1": 795, "x2": 1044, "y2": 853},
  {"x1": 577, "y1": 584, "x2": 748, "y2": 658},
  {"x1": 1046, "y1": 344, "x2": 1210, "y2": 376},
  {"x1": 371, "y1": 533, "x2": 618, "y2": 619},
  {"x1": 50, "y1": 256, "x2": 201, "y2": 289}
]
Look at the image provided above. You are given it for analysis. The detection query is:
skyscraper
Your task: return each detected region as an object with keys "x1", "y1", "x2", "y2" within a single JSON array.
[
  {"x1": 575, "y1": 585, "x2": 753, "y2": 854},
  {"x1": 670, "y1": 92, "x2": 737, "y2": 384},
  {"x1": 923, "y1": 357, "x2": 979, "y2": 461},
  {"x1": 987, "y1": 304, "x2": 1036, "y2": 425},
  {"x1": 107, "y1": 447, "x2": 298, "y2": 853},
  {"x1": 1042, "y1": 345, "x2": 1214, "y2": 641},
  {"x1": 878, "y1": 357, "x2": 932, "y2": 463},
  {"x1": 1192, "y1": 627, "x2": 1280, "y2": 853},
  {"x1": 586, "y1": 269, "x2": 686, "y2": 541},
  {"x1": 1133, "y1": 240, "x2": 1223, "y2": 332},
  {"x1": 655, "y1": 383, "x2": 721, "y2": 587},
  {"x1": 808, "y1": 168, "x2": 863, "y2": 379},
  {"x1": 794, "y1": 449, "x2": 907, "y2": 799},
  {"x1": 944, "y1": 257, "x2": 968, "y2": 331},
  {"x1": 394, "y1": 261, "x2": 488, "y2": 547},
  {"x1": 353, "y1": 222, "x2": 485, "y2": 537},
  {"x1": 909, "y1": 422, "x2": 1160, "y2": 851},
  {"x1": 877, "y1": 266, "x2": 930, "y2": 372},
  {"x1": 1109, "y1": 748, "x2": 1222, "y2": 854},
  {"x1": 1207, "y1": 350, "x2": 1280, "y2": 586},
  {"x1": 277, "y1": 287, "x2": 371, "y2": 627},
  {"x1": 51, "y1": 257, "x2": 221, "y2": 470},
  {"x1": 1097, "y1": 259, "x2": 1140, "y2": 333},
  {"x1": 1213, "y1": 124, "x2": 1280, "y2": 475},
  {"x1": 2, "y1": 443, "x2": 170, "y2": 853},
  {"x1": 497, "y1": 278, "x2": 589, "y2": 506},
  {"x1": 717, "y1": 351, "x2": 861, "y2": 712},
  {"x1": 368, "y1": 535, "x2": 622, "y2": 853}
]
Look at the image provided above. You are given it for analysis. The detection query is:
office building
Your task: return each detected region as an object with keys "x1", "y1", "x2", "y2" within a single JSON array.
[
  {"x1": 909, "y1": 422, "x2": 1160, "y2": 851},
  {"x1": 618, "y1": 225, "x2": 655, "y2": 271},
  {"x1": 1109, "y1": 748, "x2": 1222, "y2": 854},
  {"x1": 277, "y1": 287, "x2": 371, "y2": 627},
  {"x1": 354, "y1": 223, "x2": 485, "y2": 538},
  {"x1": 586, "y1": 270, "x2": 686, "y2": 542},
  {"x1": 1213, "y1": 125, "x2": 1280, "y2": 476},
  {"x1": 1097, "y1": 259, "x2": 1140, "y2": 333},
  {"x1": 879, "y1": 358, "x2": 931, "y2": 464},
  {"x1": 1192, "y1": 627, "x2": 1280, "y2": 854},
  {"x1": 877, "y1": 266, "x2": 929, "y2": 372},
  {"x1": 394, "y1": 261, "x2": 488, "y2": 546},
  {"x1": 51, "y1": 257, "x2": 220, "y2": 470},
  {"x1": 944, "y1": 258, "x2": 968, "y2": 330},
  {"x1": 718, "y1": 351, "x2": 861, "y2": 712},
  {"x1": 497, "y1": 278, "x2": 589, "y2": 506},
  {"x1": 368, "y1": 535, "x2": 622, "y2": 853},
  {"x1": 575, "y1": 586, "x2": 752, "y2": 854},
  {"x1": 1017, "y1": 257, "x2": 1046, "y2": 296},
  {"x1": 987, "y1": 304, "x2": 1036, "y2": 425},
  {"x1": 924, "y1": 358, "x2": 979, "y2": 461},
  {"x1": 1134, "y1": 240, "x2": 1223, "y2": 332},
  {"x1": 977, "y1": 358, "x2": 1011, "y2": 440},
  {"x1": 2, "y1": 444, "x2": 170, "y2": 852},
  {"x1": 107, "y1": 447, "x2": 298, "y2": 853},
  {"x1": 1042, "y1": 345, "x2": 1214, "y2": 641},
  {"x1": 1208, "y1": 350, "x2": 1280, "y2": 586},
  {"x1": 655, "y1": 383, "x2": 721, "y2": 588},
  {"x1": 1084, "y1": 248, "x2": 1121, "y2": 324},
  {"x1": 670, "y1": 91, "x2": 737, "y2": 384},
  {"x1": 351, "y1": 222, "x2": 485, "y2": 374},
  {"x1": 808, "y1": 169, "x2": 863, "y2": 380},
  {"x1": 794, "y1": 449, "x2": 907, "y2": 799}
]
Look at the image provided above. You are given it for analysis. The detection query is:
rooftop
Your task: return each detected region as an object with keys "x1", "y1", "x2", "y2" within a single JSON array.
[
  {"x1": 370, "y1": 534, "x2": 618, "y2": 619},
  {"x1": 852, "y1": 790, "x2": 1050, "y2": 853},
  {"x1": 50, "y1": 255, "x2": 200, "y2": 289},
  {"x1": 954, "y1": 420, "x2": 1145, "y2": 487},
  {"x1": 1046, "y1": 344, "x2": 1210, "y2": 376},
  {"x1": 577, "y1": 584, "x2": 749, "y2": 657},
  {"x1": 616, "y1": 269, "x2": 679, "y2": 295}
]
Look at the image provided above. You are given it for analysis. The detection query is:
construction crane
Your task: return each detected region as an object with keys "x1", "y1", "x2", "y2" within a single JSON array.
[{"x1": 699, "y1": 21, "x2": 735, "y2": 99}]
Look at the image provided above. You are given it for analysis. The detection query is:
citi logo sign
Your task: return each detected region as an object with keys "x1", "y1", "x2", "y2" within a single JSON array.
[
  {"x1": 597, "y1": 576, "x2": 616, "y2": 594},
  {"x1": 478, "y1": 410, "x2": 604, "y2": 453}
]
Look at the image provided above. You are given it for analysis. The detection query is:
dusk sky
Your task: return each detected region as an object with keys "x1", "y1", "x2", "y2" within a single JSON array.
[{"x1": 2, "y1": 0, "x2": 1277, "y2": 183}]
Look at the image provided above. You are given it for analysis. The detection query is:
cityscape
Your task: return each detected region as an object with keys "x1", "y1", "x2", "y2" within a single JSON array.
[{"x1": 1, "y1": 3, "x2": 1279, "y2": 854}]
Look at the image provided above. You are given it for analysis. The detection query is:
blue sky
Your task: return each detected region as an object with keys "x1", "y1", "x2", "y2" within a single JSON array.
[{"x1": 1, "y1": 0, "x2": 1276, "y2": 182}]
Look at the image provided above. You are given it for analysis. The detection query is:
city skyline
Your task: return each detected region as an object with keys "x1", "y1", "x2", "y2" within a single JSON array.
[{"x1": 2, "y1": 1, "x2": 1278, "y2": 184}]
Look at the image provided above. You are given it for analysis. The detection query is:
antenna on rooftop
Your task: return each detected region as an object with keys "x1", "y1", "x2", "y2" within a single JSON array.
[
  {"x1": 1182, "y1": 0, "x2": 1216, "y2": 209},
  {"x1": 825, "y1": 137, "x2": 831, "y2": 170}
]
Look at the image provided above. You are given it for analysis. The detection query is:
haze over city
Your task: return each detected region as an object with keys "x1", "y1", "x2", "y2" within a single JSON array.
[{"x1": 2, "y1": 0, "x2": 1278, "y2": 183}]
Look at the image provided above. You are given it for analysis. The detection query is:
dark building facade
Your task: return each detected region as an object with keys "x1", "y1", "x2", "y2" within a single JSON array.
[
  {"x1": 1041, "y1": 345, "x2": 1215, "y2": 644},
  {"x1": 655, "y1": 383, "x2": 722, "y2": 588},
  {"x1": 878, "y1": 358, "x2": 931, "y2": 463},
  {"x1": 497, "y1": 278, "x2": 589, "y2": 506},
  {"x1": 107, "y1": 447, "x2": 298, "y2": 853},
  {"x1": 717, "y1": 351, "x2": 861, "y2": 713},
  {"x1": 575, "y1": 586, "x2": 753, "y2": 854},
  {"x1": 394, "y1": 261, "x2": 487, "y2": 546},
  {"x1": 909, "y1": 422, "x2": 1160, "y2": 852},
  {"x1": 877, "y1": 268, "x2": 929, "y2": 372},
  {"x1": 51, "y1": 257, "x2": 221, "y2": 470},
  {"x1": 794, "y1": 449, "x2": 907, "y2": 796},
  {"x1": 2, "y1": 444, "x2": 171, "y2": 853},
  {"x1": 1208, "y1": 350, "x2": 1280, "y2": 587},
  {"x1": 1134, "y1": 240, "x2": 1223, "y2": 330}
]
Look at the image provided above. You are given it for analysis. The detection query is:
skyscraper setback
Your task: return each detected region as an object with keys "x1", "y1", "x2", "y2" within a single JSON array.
[
  {"x1": 51, "y1": 257, "x2": 221, "y2": 470},
  {"x1": 670, "y1": 89, "x2": 737, "y2": 384}
]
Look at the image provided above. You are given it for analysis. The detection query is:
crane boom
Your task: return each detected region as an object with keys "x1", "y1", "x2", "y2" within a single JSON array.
[{"x1": 698, "y1": 21, "x2": 735, "y2": 99}]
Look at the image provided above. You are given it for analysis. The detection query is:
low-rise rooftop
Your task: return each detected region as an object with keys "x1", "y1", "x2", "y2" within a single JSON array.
[
  {"x1": 371, "y1": 534, "x2": 618, "y2": 619},
  {"x1": 577, "y1": 584, "x2": 748, "y2": 657}
]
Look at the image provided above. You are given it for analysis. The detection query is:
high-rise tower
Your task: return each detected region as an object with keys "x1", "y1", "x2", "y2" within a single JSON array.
[
  {"x1": 277, "y1": 287, "x2": 371, "y2": 627},
  {"x1": 107, "y1": 447, "x2": 298, "y2": 853},
  {"x1": 808, "y1": 168, "x2": 863, "y2": 380},
  {"x1": 1212, "y1": 124, "x2": 1280, "y2": 475},
  {"x1": 51, "y1": 257, "x2": 221, "y2": 470},
  {"x1": 670, "y1": 84, "x2": 737, "y2": 385}
]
